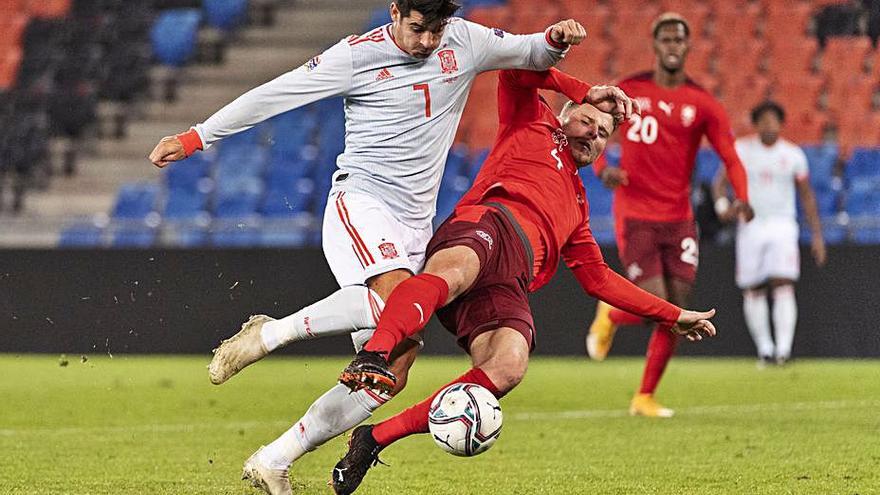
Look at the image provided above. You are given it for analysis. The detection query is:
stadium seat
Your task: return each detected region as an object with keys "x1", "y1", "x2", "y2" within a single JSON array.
[
  {"x1": 0, "y1": 46, "x2": 22, "y2": 90},
  {"x1": 764, "y1": 2, "x2": 813, "y2": 41},
  {"x1": 163, "y1": 187, "x2": 210, "y2": 220},
  {"x1": 25, "y1": 0, "x2": 70, "y2": 19},
  {"x1": 164, "y1": 154, "x2": 213, "y2": 191},
  {"x1": 213, "y1": 178, "x2": 264, "y2": 218},
  {"x1": 803, "y1": 144, "x2": 840, "y2": 190},
  {"x1": 111, "y1": 223, "x2": 157, "y2": 248},
  {"x1": 203, "y1": 0, "x2": 249, "y2": 31},
  {"x1": 825, "y1": 74, "x2": 876, "y2": 115},
  {"x1": 0, "y1": 14, "x2": 29, "y2": 50},
  {"x1": 844, "y1": 147, "x2": 880, "y2": 182},
  {"x1": 260, "y1": 178, "x2": 314, "y2": 217},
  {"x1": 558, "y1": 1, "x2": 610, "y2": 40},
  {"x1": 112, "y1": 183, "x2": 160, "y2": 219},
  {"x1": 58, "y1": 222, "x2": 105, "y2": 247},
  {"x1": 259, "y1": 216, "x2": 314, "y2": 247},
  {"x1": 150, "y1": 9, "x2": 202, "y2": 67},
  {"x1": 820, "y1": 36, "x2": 871, "y2": 77},
  {"x1": 464, "y1": 5, "x2": 513, "y2": 31},
  {"x1": 695, "y1": 148, "x2": 721, "y2": 185},
  {"x1": 560, "y1": 41, "x2": 612, "y2": 84},
  {"x1": 210, "y1": 218, "x2": 262, "y2": 247},
  {"x1": 581, "y1": 169, "x2": 612, "y2": 217},
  {"x1": 851, "y1": 220, "x2": 880, "y2": 244},
  {"x1": 766, "y1": 37, "x2": 818, "y2": 77},
  {"x1": 160, "y1": 220, "x2": 209, "y2": 248},
  {"x1": 365, "y1": 7, "x2": 387, "y2": 30}
]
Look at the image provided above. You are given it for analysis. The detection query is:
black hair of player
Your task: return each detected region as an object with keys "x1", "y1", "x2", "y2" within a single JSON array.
[
  {"x1": 652, "y1": 19, "x2": 690, "y2": 39},
  {"x1": 393, "y1": 0, "x2": 461, "y2": 31},
  {"x1": 750, "y1": 101, "x2": 786, "y2": 125}
]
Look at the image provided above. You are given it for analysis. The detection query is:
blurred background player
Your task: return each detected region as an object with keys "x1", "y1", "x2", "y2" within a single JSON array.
[
  {"x1": 713, "y1": 101, "x2": 827, "y2": 367},
  {"x1": 149, "y1": 1, "x2": 585, "y2": 493},
  {"x1": 586, "y1": 12, "x2": 754, "y2": 418},
  {"x1": 331, "y1": 68, "x2": 717, "y2": 494}
]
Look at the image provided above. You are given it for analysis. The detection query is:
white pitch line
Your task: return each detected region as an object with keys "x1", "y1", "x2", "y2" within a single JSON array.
[
  {"x1": 511, "y1": 399, "x2": 880, "y2": 421},
  {"x1": 1, "y1": 400, "x2": 876, "y2": 437}
]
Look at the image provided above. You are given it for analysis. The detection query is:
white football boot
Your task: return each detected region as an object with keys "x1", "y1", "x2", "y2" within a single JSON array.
[
  {"x1": 208, "y1": 315, "x2": 274, "y2": 385},
  {"x1": 242, "y1": 446, "x2": 292, "y2": 495}
]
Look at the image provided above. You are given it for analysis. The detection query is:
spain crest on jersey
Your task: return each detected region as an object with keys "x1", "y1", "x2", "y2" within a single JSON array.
[
  {"x1": 437, "y1": 49, "x2": 459, "y2": 74},
  {"x1": 378, "y1": 242, "x2": 399, "y2": 259}
]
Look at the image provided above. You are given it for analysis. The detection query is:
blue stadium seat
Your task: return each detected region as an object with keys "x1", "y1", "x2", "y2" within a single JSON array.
[
  {"x1": 695, "y1": 148, "x2": 721, "y2": 185},
  {"x1": 213, "y1": 178, "x2": 264, "y2": 218},
  {"x1": 111, "y1": 223, "x2": 157, "y2": 248},
  {"x1": 112, "y1": 183, "x2": 160, "y2": 219},
  {"x1": 365, "y1": 7, "x2": 388, "y2": 30},
  {"x1": 203, "y1": 0, "x2": 249, "y2": 31},
  {"x1": 259, "y1": 217, "x2": 314, "y2": 247},
  {"x1": 59, "y1": 222, "x2": 105, "y2": 247},
  {"x1": 799, "y1": 217, "x2": 847, "y2": 245},
  {"x1": 581, "y1": 169, "x2": 613, "y2": 217},
  {"x1": 813, "y1": 187, "x2": 839, "y2": 216},
  {"x1": 468, "y1": 148, "x2": 490, "y2": 181},
  {"x1": 165, "y1": 154, "x2": 213, "y2": 191},
  {"x1": 851, "y1": 224, "x2": 880, "y2": 244},
  {"x1": 436, "y1": 175, "x2": 471, "y2": 225},
  {"x1": 802, "y1": 144, "x2": 838, "y2": 189},
  {"x1": 164, "y1": 188, "x2": 209, "y2": 219},
  {"x1": 844, "y1": 147, "x2": 880, "y2": 182},
  {"x1": 150, "y1": 9, "x2": 202, "y2": 67},
  {"x1": 845, "y1": 186, "x2": 880, "y2": 216},
  {"x1": 603, "y1": 143, "x2": 621, "y2": 168},
  {"x1": 162, "y1": 221, "x2": 209, "y2": 248},
  {"x1": 210, "y1": 219, "x2": 261, "y2": 247},
  {"x1": 261, "y1": 178, "x2": 314, "y2": 217}
]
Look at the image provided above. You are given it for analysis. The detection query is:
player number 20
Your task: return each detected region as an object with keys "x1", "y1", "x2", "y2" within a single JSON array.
[{"x1": 626, "y1": 115, "x2": 658, "y2": 144}]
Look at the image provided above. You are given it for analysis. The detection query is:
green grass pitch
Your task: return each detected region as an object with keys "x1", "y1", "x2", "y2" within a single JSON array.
[{"x1": 1, "y1": 355, "x2": 878, "y2": 494}]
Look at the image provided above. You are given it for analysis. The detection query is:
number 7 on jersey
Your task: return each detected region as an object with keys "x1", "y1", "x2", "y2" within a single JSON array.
[{"x1": 413, "y1": 84, "x2": 432, "y2": 118}]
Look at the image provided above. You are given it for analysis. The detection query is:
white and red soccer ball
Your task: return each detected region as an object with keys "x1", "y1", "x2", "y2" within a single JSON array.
[{"x1": 428, "y1": 383, "x2": 502, "y2": 457}]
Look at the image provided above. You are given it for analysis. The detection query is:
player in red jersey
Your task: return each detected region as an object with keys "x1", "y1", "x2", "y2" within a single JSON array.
[
  {"x1": 328, "y1": 67, "x2": 718, "y2": 494},
  {"x1": 586, "y1": 13, "x2": 753, "y2": 417}
]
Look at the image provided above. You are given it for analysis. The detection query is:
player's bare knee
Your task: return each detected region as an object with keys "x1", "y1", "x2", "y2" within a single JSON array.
[
  {"x1": 481, "y1": 352, "x2": 528, "y2": 394},
  {"x1": 424, "y1": 246, "x2": 480, "y2": 300}
]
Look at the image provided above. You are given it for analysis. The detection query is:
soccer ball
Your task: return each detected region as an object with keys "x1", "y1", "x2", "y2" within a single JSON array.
[{"x1": 428, "y1": 383, "x2": 502, "y2": 457}]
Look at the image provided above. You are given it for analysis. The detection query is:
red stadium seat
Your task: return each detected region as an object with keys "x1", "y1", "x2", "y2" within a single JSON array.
[
  {"x1": 764, "y1": 1, "x2": 814, "y2": 40},
  {"x1": 0, "y1": 13, "x2": 28, "y2": 49},
  {"x1": 715, "y1": 39, "x2": 767, "y2": 77},
  {"x1": 560, "y1": 40, "x2": 613, "y2": 84},
  {"x1": 611, "y1": 7, "x2": 662, "y2": 41},
  {"x1": 611, "y1": 43, "x2": 655, "y2": 80},
  {"x1": 820, "y1": 37, "x2": 872, "y2": 77},
  {"x1": 711, "y1": 4, "x2": 760, "y2": 40},
  {"x1": 766, "y1": 37, "x2": 819, "y2": 77},
  {"x1": 685, "y1": 40, "x2": 715, "y2": 80},
  {"x1": 557, "y1": 1, "x2": 610, "y2": 41},
  {"x1": 510, "y1": 6, "x2": 562, "y2": 35},
  {"x1": 825, "y1": 74, "x2": 877, "y2": 115},
  {"x1": 0, "y1": 45, "x2": 22, "y2": 90},
  {"x1": 25, "y1": 0, "x2": 70, "y2": 19},
  {"x1": 465, "y1": 6, "x2": 513, "y2": 32},
  {"x1": 0, "y1": 0, "x2": 22, "y2": 14}
]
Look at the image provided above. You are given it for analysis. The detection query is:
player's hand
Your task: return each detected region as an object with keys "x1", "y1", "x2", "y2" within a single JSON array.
[
  {"x1": 812, "y1": 236, "x2": 827, "y2": 267},
  {"x1": 734, "y1": 201, "x2": 755, "y2": 222},
  {"x1": 599, "y1": 167, "x2": 628, "y2": 189},
  {"x1": 149, "y1": 135, "x2": 186, "y2": 168},
  {"x1": 586, "y1": 85, "x2": 640, "y2": 124},
  {"x1": 548, "y1": 19, "x2": 586, "y2": 46},
  {"x1": 671, "y1": 309, "x2": 717, "y2": 342}
]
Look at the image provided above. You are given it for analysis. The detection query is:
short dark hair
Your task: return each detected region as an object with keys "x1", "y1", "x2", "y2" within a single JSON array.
[
  {"x1": 394, "y1": 0, "x2": 461, "y2": 30},
  {"x1": 751, "y1": 101, "x2": 786, "y2": 124},
  {"x1": 652, "y1": 12, "x2": 690, "y2": 38}
]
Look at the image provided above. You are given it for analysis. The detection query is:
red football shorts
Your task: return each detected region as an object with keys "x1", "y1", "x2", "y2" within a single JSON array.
[
  {"x1": 616, "y1": 218, "x2": 699, "y2": 285},
  {"x1": 428, "y1": 203, "x2": 536, "y2": 352}
]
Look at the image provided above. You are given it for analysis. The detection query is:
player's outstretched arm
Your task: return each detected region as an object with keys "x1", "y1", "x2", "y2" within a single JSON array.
[
  {"x1": 149, "y1": 130, "x2": 201, "y2": 168},
  {"x1": 547, "y1": 19, "x2": 586, "y2": 46},
  {"x1": 465, "y1": 19, "x2": 584, "y2": 72}
]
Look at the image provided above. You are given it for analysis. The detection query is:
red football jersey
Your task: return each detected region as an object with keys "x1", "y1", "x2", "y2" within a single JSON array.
[
  {"x1": 456, "y1": 69, "x2": 680, "y2": 323},
  {"x1": 593, "y1": 72, "x2": 749, "y2": 222}
]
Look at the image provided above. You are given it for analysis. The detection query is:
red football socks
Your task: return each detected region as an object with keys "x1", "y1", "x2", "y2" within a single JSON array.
[
  {"x1": 639, "y1": 324, "x2": 678, "y2": 394},
  {"x1": 609, "y1": 308, "x2": 644, "y2": 327},
  {"x1": 372, "y1": 367, "x2": 501, "y2": 447},
  {"x1": 364, "y1": 273, "x2": 449, "y2": 360}
]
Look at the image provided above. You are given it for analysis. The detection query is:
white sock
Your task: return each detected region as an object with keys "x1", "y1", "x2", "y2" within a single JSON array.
[
  {"x1": 772, "y1": 285, "x2": 798, "y2": 360},
  {"x1": 259, "y1": 384, "x2": 388, "y2": 469},
  {"x1": 743, "y1": 289, "x2": 774, "y2": 358},
  {"x1": 260, "y1": 286, "x2": 384, "y2": 352}
]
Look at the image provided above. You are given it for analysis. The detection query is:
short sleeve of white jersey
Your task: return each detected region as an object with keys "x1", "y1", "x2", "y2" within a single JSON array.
[
  {"x1": 194, "y1": 39, "x2": 354, "y2": 147},
  {"x1": 460, "y1": 19, "x2": 568, "y2": 73},
  {"x1": 791, "y1": 143, "x2": 809, "y2": 181}
]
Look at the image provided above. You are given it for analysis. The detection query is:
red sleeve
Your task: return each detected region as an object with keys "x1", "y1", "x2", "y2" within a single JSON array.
[
  {"x1": 562, "y1": 223, "x2": 681, "y2": 323},
  {"x1": 703, "y1": 96, "x2": 749, "y2": 203},
  {"x1": 498, "y1": 68, "x2": 592, "y2": 124},
  {"x1": 592, "y1": 153, "x2": 608, "y2": 176}
]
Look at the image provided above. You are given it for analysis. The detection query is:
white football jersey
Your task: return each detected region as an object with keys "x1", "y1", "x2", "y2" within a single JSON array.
[
  {"x1": 734, "y1": 135, "x2": 809, "y2": 220},
  {"x1": 193, "y1": 18, "x2": 568, "y2": 228}
]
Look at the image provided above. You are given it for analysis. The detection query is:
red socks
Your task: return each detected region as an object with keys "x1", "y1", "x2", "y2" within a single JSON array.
[
  {"x1": 609, "y1": 308, "x2": 643, "y2": 327},
  {"x1": 639, "y1": 324, "x2": 678, "y2": 394},
  {"x1": 364, "y1": 273, "x2": 449, "y2": 360},
  {"x1": 372, "y1": 367, "x2": 501, "y2": 447}
]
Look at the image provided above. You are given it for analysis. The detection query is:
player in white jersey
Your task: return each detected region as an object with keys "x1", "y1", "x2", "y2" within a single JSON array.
[
  {"x1": 713, "y1": 101, "x2": 826, "y2": 367},
  {"x1": 147, "y1": 2, "x2": 627, "y2": 493}
]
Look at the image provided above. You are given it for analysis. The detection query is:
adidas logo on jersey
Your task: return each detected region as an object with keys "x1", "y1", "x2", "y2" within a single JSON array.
[{"x1": 375, "y1": 68, "x2": 394, "y2": 81}]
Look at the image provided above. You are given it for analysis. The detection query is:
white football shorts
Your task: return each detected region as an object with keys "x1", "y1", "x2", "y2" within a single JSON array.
[
  {"x1": 735, "y1": 217, "x2": 800, "y2": 289},
  {"x1": 322, "y1": 188, "x2": 433, "y2": 351}
]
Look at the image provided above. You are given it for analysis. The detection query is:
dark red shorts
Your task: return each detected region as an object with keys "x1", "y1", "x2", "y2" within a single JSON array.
[
  {"x1": 427, "y1": 203, "x2": 536, "y2": 353},
  {"x1": 617, "y1": 218, "x2": 699, "y2": 285}
]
